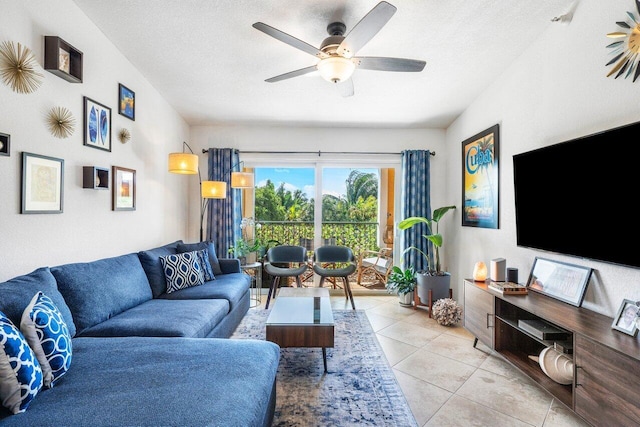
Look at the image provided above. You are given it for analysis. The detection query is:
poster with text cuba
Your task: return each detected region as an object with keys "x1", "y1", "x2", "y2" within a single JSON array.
[{"x1": 462, "y1": 124, "x2": 499, "y2": 229}]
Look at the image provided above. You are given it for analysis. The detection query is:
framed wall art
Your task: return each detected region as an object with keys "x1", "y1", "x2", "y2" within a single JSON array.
[
  {"x1": 21, "y1": 152, "x2": 64, "y2": 214},
  {"x1": 118, "y1": 83, "x2": 135, "y2": 121},
  {"x1": 0, "y1": 132, "x2": 9, "y2": 156},
  {"x1": 83, "y1": 96, "x2": 111, "y2": 152},
  {"x1": 612, "y1": 299, "x2": 639, "y2": 336},
  {"x1": 112, "y1": 166, "x2": 136, "y2": 211},
  {"x1": 526, "y1": 257, "x2": 593, "y2": 307},
  {"x1": 462, "y1": 124, "x2": 500, "y2": 229}
]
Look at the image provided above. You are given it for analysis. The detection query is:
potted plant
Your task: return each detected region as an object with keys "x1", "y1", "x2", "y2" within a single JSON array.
[
  {"x1": 398, "y1": 205, "x2": 456, "y2": 305},
  {"x1": 385, "y1": 266, "x2": 416, "y2": 307}
]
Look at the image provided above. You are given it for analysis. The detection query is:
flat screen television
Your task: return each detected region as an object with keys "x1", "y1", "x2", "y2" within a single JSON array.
[{"x1": 513, "y1": 120, "x2": 638, "y2": 269}]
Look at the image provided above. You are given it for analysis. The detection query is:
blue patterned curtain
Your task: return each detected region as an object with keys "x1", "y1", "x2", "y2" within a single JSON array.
[
  {"x1": 401, "y1": 150, "x2": 432, "y2": 272},
  {"x1": 206, "y1": 148, "x2": 241, "y2": 259}
]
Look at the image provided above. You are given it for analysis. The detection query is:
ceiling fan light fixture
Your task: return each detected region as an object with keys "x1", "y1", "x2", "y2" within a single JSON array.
[{"x1": 316, "y1": 56, "x2": 355, "y2": 83}]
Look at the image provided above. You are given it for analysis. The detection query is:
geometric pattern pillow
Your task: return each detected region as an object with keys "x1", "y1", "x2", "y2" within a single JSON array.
[
  {"x1": 20, "y1": 292, "x2": 72, "y2": 388},
  {"x1": 0, "y1": 311, "x2": 43, "y2": 414},
  {"x1": 196, "y1": 249, "x2": 215, "y2": 281},
  {"x1": 160, "y1": 251, "x2": 205, "y2": 294}
]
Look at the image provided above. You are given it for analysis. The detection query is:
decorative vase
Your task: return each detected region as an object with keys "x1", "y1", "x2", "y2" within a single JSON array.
[
  {"x1": 416, "y1": 272, "x2": 451, "y2": 305},
  {"x1": 398, "y1": 291, "x2": 414, "y2": 307}
]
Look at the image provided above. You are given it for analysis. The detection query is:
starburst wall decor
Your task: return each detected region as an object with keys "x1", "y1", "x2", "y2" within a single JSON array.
[
  {"x1": 606, "y1": 0, "x2": 640, "y2": 82},
  {"x1": 0, "y1": 40, "x2": 43, "y2": 93},
  {"x1": 47, "y1": 106, "x2": 76, "y2": 139}
]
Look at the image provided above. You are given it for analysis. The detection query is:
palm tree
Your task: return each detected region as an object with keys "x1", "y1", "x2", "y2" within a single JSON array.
[{"x1": 345, "y1": 170, "x2": 378, "y2": 205}]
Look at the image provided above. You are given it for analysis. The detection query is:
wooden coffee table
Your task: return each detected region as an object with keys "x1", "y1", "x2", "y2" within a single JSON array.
[{"x1": 266, "y1": 287, "x2": 334, "y2": 372}]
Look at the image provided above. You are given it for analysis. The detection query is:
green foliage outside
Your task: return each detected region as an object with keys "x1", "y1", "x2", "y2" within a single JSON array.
[{"x1": 254, "y1": 170, "x2": 381, "y2": 255}]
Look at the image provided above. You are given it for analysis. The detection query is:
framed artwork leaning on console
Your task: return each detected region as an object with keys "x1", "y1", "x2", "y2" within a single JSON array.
[
  {"x1": 526, "y1": 257, "x2": 592, "y2": 307},
  {"x1": 612, "y1": 299, "x2": 639, "y2": 337}
]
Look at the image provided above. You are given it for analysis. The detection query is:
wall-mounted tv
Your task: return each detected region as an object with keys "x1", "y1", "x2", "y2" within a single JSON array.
[{"x1": 513, "y1": 120, "x2": 638, "y2": 269}]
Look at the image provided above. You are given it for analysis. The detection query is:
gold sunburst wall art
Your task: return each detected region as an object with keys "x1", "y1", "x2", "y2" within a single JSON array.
[
  {"x1": 0, "y1": 40, "x2": 43, "y2": 94},
  {"x1": 118, "y1": 128, "x2": 131, "y2": 144},
  {"x1": 606, "y1": 0, "x2": 640, "y2": 82},
  {"x1": 47, "y1": 106, "x2": 76, "y2": 139}
]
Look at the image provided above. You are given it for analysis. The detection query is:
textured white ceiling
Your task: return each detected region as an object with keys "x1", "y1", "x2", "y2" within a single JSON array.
[{"x1": 73, "y1": 0, "x2": 575, "y2": 128}]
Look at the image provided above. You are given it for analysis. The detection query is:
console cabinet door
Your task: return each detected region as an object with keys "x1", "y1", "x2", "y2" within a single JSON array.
[
  {"x1": 463, "y1": 280, "x2": 494, "y2": 349},
  {"x1": 575, "y1": 334, "x2": 640, "y2": 426}
]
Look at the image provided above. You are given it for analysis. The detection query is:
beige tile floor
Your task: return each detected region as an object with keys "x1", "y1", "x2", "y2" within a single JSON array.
[{"x1": 253, "y1": 290, "x2": 591, "y2": 427}]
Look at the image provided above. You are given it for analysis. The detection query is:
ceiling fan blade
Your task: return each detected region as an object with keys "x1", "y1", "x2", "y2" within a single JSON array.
[
  {"x1": 355, "y1": 56, "x2": 426, "y2": 72},
  {"x1": 265, "y1": 65, "x2": 317, "y2": 83},
  {"x1": 335, "y1": 78, "x2": 354, "y2": 97},
  {"x1": 253, "y1": 22, "x2": 328, "y2": 59},
  {"x1": 336, "y1": 1, "x2": 397, "y2": 58}
]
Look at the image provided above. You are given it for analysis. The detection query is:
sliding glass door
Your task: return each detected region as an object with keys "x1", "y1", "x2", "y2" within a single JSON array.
[{"x1": 243, "y1": 159, "x2": 398, "y2": 291}]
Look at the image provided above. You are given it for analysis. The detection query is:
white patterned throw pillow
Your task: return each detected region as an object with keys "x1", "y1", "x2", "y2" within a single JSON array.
[
  {"x1": 0, "y1": 311, "x2": 43, "y2": 414},
  {"x1": 21, "y1": 292, "x2": 73, "y2": 388},
  {"x1": 160, "y1": 251, "x2": 205, "y2": 293}
]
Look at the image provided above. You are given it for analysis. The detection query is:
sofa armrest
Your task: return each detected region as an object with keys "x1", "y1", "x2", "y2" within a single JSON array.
[{"x1": 219, "y1": 258, "x2": 241, "y2": 274}]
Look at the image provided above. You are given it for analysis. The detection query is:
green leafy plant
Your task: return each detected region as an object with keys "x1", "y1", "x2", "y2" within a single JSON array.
[
  {"x1": 229, "y1": 238, "x2": 279, "y2": 259},
  {"x1": 385, "y1": 266, "x2": 416, "y2": 295},
  {"x1": 398, "y1": 205, "x2": 456, "y2": 275}
]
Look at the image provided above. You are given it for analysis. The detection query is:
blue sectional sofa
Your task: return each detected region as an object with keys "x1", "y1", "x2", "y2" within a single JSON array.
[{"x1": 0, "y1": 241, "x2": 279, "y2": 426}]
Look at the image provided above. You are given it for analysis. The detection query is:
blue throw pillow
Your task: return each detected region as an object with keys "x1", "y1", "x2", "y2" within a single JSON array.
[
  {"x1": 0, "y1": 267, "x2": 76, "y2": 338},
  {"x1": 195, "y1": 249, "x2": 215, "y2": 281},
  {"x1": 160, "y1": 251, "x2": 205, "y2": 293},
  {"x1": 21, "y1": 292, "x2": 72, "y2": 388},
  {"x1": 0, "y1": 311, "x2": 43, "y2": 414},
  {"x1": 177, "y1": 242, "x2": 222, "y2": 276}
]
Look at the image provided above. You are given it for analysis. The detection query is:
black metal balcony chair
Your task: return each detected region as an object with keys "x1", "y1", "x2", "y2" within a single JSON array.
[
  {"x1": 263, "y1": 245, "x2": 308, "y2": 309},
  {"x1": 313, "y1": 245, "x2": 357, "y2": 310}
]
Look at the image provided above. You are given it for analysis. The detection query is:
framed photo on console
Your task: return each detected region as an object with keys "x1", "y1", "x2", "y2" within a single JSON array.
[
  {"x1": 526, "y1": 257, "x2": 592, "y2": 307},
  {"x1": 612, "y1": 299, "x2": 639, "y2": 337}
]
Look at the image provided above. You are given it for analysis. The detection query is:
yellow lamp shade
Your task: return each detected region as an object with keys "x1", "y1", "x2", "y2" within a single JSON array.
[
  {"x1": 168, "y1": 152, "x2": 198, "y2": 174},
  {"x1": 202, "y1": 180, "x2": 226, "y2": 199},
  {"x1": 473, "y1": 262, "x2": 488, "y2": 281},
  {"x1": 231, "y1": 171, "x2": 254, "y2": 188}
]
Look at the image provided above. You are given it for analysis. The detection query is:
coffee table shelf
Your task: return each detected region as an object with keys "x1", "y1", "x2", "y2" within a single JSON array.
[{"x1": 266, "y1": 287, "x2": 334, "y2": 371}]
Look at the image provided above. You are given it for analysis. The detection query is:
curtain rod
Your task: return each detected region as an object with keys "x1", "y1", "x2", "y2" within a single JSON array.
[{"x1": 201, "y1": 149, "x2": 435, "y2": 156}]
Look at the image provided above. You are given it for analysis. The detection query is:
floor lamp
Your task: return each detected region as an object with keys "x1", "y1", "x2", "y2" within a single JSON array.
[{"x1": 168, "y1": 142, "x2": 226, "y2": 241}]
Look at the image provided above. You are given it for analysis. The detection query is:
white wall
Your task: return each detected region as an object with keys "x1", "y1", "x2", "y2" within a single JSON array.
[
  {"x1": 446, "y1": 0, "x2": 640, "y2": 317},
  {"x1": 0, "y1": 1, "x2": 189, "y2": 281}
]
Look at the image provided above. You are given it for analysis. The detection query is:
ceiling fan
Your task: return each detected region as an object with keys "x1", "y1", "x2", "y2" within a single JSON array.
[{"x1": 252, "y1": 1, "x2": 426, "y2": 96}]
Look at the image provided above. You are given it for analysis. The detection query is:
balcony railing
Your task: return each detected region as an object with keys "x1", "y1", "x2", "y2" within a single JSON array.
[{"x1": 256, "y1": 221, "x2": 380, "y2": 255}]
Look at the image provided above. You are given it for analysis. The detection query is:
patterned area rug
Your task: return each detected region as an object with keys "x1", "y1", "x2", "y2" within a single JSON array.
[{"x1": 231, "y1": 309, "x2": 417, "y2": 427}]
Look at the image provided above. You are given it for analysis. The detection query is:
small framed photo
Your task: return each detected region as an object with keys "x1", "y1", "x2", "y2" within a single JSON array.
[
  {"x1": 118, "y1": 83, "x2": 135, "y2": 121},
  {"x1": 83, "y1": 96, "x2": 112, "y2": 152},
  {"x1": 461, "y1": 124, "x2": 500, "y2": 229},
  {"x1": 21, "y1": 152, "x2": 64, "y2": 214},
  {"x1": 526, "y1": 257, "x2": 593, "y2": 307},
  {"x1": 0, "y1": 132, "x2": 9, "y2": 156},
  {"x1": 112, "y1": 166, "x2": 136, "y2": 211},
  {"x1": 58, "y1": 47, "x2": 70, "y2": 74},
  {"x1": 612, "y1": 299, "x2": 639, "y2": 336}
]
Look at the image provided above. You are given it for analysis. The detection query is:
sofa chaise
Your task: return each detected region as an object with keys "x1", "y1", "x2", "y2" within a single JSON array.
[{"x1": 0, "y1": 240, "x2": 279, "y2": 426}]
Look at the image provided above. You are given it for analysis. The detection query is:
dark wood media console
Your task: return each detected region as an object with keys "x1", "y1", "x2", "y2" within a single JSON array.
[{"x1": 463, "y1": 279, "x2": 640, "y2": 426}]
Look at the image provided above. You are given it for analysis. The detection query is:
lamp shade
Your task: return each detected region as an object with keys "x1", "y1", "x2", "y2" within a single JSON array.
[
  {"x1": 473, "y1": 262, "x2": 488, "y2": 281},
  {"x1": 316, "y1": 56, "x2": 356, "y2": 83},
  {"x1": 202, "y1": 180, "x2": 226, "y2": 199},
  {"x1": 231, "y1": 171, "x2": 254, "y2": 188},
  {"x1": 168, "y1": 152, "x2": 198, "y2": 174}
]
